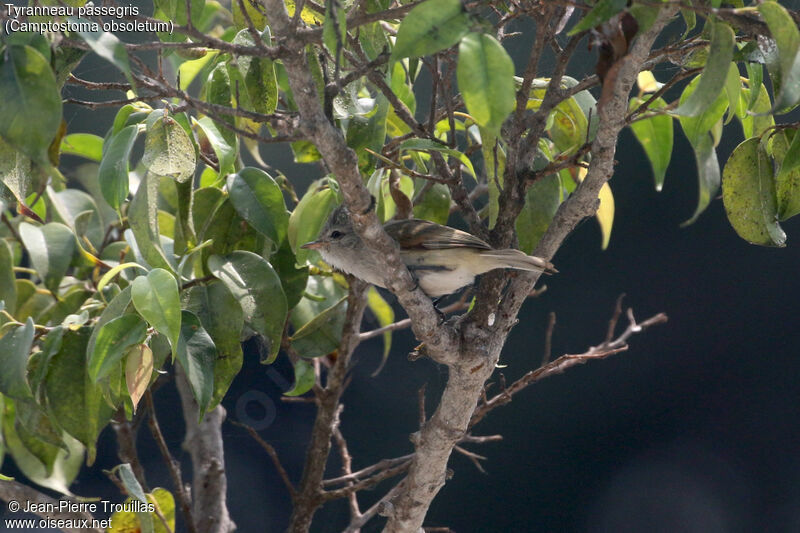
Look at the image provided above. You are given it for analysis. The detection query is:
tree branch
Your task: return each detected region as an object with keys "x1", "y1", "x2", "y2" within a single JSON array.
[
  {"x1": 287, "y1": 279, "x2": 369, "y2": 532},
  {"x1": 175, "y1": 368, "x2": 235, "y2": 533},
  {"x1": 0, "y1": 481, "x2": 102, "y2": 533}
]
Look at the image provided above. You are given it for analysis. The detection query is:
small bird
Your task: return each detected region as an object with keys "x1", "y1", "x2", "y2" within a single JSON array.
[{"x1": 301, "y1": 206, "x2": 556, "y2": 298}]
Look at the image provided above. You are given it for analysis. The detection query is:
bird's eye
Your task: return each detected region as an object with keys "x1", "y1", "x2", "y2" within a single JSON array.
[{"x1": 330, "y1": 230, "x2": 343, "y2": 239}]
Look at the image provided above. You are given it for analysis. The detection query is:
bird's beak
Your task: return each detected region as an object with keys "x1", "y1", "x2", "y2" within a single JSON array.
[{"x1": 301, "y1": 240, "x2": 323, "y2": 250}]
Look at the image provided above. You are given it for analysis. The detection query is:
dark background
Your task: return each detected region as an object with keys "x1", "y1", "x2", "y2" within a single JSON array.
[{"x1": 5, "y1": 6, "x2": 800, "y2": 532}]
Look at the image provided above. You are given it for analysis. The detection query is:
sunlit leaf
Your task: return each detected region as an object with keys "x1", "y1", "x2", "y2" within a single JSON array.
[
  {"x1": 231, "y1": 28, "x2": 278, "y2": 115},
  {"x1": 131, "y1": 268, "x2": 182, "y2": 350},
  {"x1": 288, "y1": 180, "x2": 338, "y2": 264},
  {"x1": 60, "y1": 133, "x2": 103, "y2": 162},
  {"x1": 18, "y1": 222, "x2": 76, "y2": 293},
  {"x1": 366, "y1": 287, "x2": 394, "y2": 375},
  {"x1": 568, "y1": 0, "x2": 626, "y2": 35},
  {"x1": 284, "y1": 358, "x2": 315, "y2": 396},
  {"x1": 457, "y1": 33, "x2": 515, "y2": 135},
  {"x1": 141, "y1": 116, "x2": 197, "y2": 182},
  {"x1": 125, "y1": 344, "x2": 153, "y2": 413},
  {"x1": 391, "y1": 0, "x2": 471, "y2": 61},
  {"x1": 399, "y1": 138, "x2": 475, "y2": 178},
  {"x1": 596, "y1": 181, "x2": 615, "y2": 250}
]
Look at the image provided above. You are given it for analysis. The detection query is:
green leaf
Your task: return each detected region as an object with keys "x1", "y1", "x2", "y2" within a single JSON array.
[
  {"x1": 60, "y1": 133, "x2": 104, "y2": 162},
  {"x1": 117, "y1": 462, "x2": 154, "y2": 533},
  {"x1": 346, "y1": 95, "x2": 389, "y2": 173},
  {"x1": 629, "y1": 97, "x2": 673, "y2": 190},
  {"x1": 758, "y1": 1, "x2": 800, "y2": 111},
  {"x1": 131, "y1": 268, "x2": 182, "y2": 349},
  {"x1": 288, "y1": 180, "x2": 338, "y2": 264},
  {"x1": 399, "y1": 138, "x2": 475, "y2": 178},
  {"x1": 740, "y1": 83, "x2": 774, "y2": 139},
  {"x1": 284, "y1": 358, "x2": 315, "y2": 396},
  {"x1": 208, "y1": 251, "x2": 287, "y2": 363},
  {"x1": 773, "y1": 130, "x2": 800, "y2": 220},
  {"x1": 722, "y1": 137, "x2": 785, "y2": 246},
  {"x1": 18, "y1": 222, "x2": 76, "y2": 293},
  {"x1": 88, "y1": 314, "x2": 148, "y2": 382},
  {"x1": 366, "y1": 287, "x2": 394, "y2": 375},
  {"x1": 272, "y1": 240, "x2": 310, "y2": 310},
  {"x1": 290, "y1": 276, "x2": 347, "y2": 358},
  {"x1": 568, "y1": 0, "x2": 626, "y2": 35},
  {"x1": 44, "y1": 327, "x2": 114, "y2": 465},
  {"x1": 291, "y1": 296, "x2": 348, "y2": 358},
  {"x1": 457, "y1": 33, "x2": 516, "y2": 135},
  {"x1": 231, "y1": 29, "x2": 278, "y2": 115},
  {"x1": 227, "y1": 168, "x2": 289, "y2": 245},
  {"x1": 183, "y1": 282, "x2": 244, "y2": 409},
  {"x1": 176, "y1": 310, "x2": 216, "y2": 417},
  {"x1": 193, "y1": 116, "x2": 235, "y2": 178},
  {"x1": 0, "y1": 239, "x2": 17, "y2": 316},
  {"x1": 0, "y1": 45, "x2": 63, "y2": 166},
  {"x1": 682, "y1": 134, "x2": 721, "y2": 226},
  {"x1": 128, "y1": 173, "x2": 174, "y2": 271},
  {"x1": 141, "y1": 116, "x2": 197, "y2": 182},
  {"x1": 3, "y1": 405, "x2": 84, "y2": 494},
  {"x1": 232, "y1": 0, "x2": 267, "y2": 30},
  {"x1": 323, "y1": 0, "x2": 348, "y2": 62},
  {"x1": 516, "y1": 174, "x2": 561, "y2": 253},
  {"x1": 745, "y1": 62, "x2": 764, "y2": 111},
  {"x1": 391, "y1": 0, "x2": 472, "y2": 61},
  {"x1": 178, "y1": 49, "x2": 219, "y2": 90},
  {"x1": 722, "y1": 138, "x2": 786, "y2": 247},
  {"x1": 206, "y1": 63, "x2": 236, "y2": 145},
  {"x1": 86, "y1": 286, "x2": 132, "y2": 362},
  {"x1": 674, "y1": 22, "x2": 734, "y2": 117},
  {"x1": 0, "y1": 135, "x2": 33, "y2": 205},
  {"x1": 413, "y1": 182, "x2": 451, "y2": 225},
  {"x1": 99, "y1": 125, "x2": 139, "y2": 211},
  {"x1": 47, "y1": 187, "x2": 106, "y2": 252},
  {"x1": 69, "y1": 18, "x2": 134, "y2": 86},
  {"x1": 0, "y1": 318, "x2": 34, "y2": 399}
]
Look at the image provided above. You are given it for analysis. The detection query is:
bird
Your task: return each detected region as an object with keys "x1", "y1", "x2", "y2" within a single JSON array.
[{"x1": 301, "y1": 206, "x2": 556, "y2": 298}]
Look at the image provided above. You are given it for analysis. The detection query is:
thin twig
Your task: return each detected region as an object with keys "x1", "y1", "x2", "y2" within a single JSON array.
[
  {"x1": 232, "y1": 421, "x2": 297, "y2": 498},
  {"x1": 471, "y1": 310, "x2": 668, "y2": 428},
  {"x1": 542, "y1": 311, "x2": 557, "y2": 367},
  {"x1": 146, "y1": 391, "x2": 198, "y2": 533}
]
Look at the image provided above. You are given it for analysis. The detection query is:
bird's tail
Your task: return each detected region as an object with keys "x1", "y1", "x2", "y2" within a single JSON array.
[{"x1": 480, "y1": 249, "x2": 558, "y2": 274}]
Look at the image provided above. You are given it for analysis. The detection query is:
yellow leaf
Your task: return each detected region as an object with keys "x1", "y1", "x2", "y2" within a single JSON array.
[
  {"x1": 637, "y1": 70, "x2": 663, "y2": 93},
  {"x1": 596, "y1": 182, "x2": 615, "y2": 250},
  {"x1": 108, "y1": 487, "x2": 175, "y2": 533},
  {"x1": 285, "y1": 0, "x2": 324, "y2": 25},
  {"x1": 125, "y1": 344, "x2": 153, "y2": 413},
  {"x1": 577, "y1": 168, "x2": 615, "y2": 249}
]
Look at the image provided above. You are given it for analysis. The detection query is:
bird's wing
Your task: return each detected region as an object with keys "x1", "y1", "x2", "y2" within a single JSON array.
[{"x1": 384, "y1": 219, "x2": 492, "y2": 250}]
